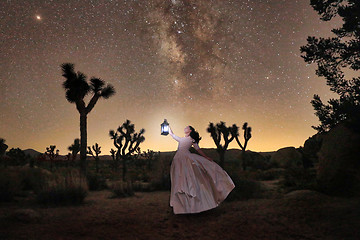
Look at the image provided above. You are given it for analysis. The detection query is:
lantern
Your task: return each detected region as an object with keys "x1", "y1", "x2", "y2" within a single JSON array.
[{"x1": 161, "y1": 119, "x2": 170, "y2": 135}]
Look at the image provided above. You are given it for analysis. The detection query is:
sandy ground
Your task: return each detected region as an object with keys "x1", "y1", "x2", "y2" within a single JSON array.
[{"x1": 1, "y1": 182, "x2": 360, "y2": 240}]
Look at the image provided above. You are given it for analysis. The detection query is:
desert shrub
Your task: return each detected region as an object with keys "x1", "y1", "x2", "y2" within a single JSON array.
[
  {"x1": 109, "y1": 181, "x2": 134, "y2": 198},
  {"x1": 0, "y1": 169, "x2": 22, "y2": 201},
  {"x1": 226, "y1": 174, "x2": 264, "y2": 201},
  {"x1": 36, "y1": 168, "x2": 88, "y2": 205},
  {"x1": 280, "y1": 167, "x2": 317, "y2": 192},
  {"x1": 20, "y1": 167, "x2": 50, "y2": 193},
  {"x1": 86, "y1": 172, "x2": 107, "y2": 191}
]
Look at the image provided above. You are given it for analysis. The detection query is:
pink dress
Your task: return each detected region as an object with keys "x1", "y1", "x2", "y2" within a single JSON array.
[{"x1": 169, "y1": 134, "x2": 235, "y2": 214}]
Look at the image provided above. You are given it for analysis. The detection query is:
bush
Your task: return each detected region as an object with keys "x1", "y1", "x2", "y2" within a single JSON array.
[
  {"x1": 86, "y1": 172, "x2": 107, "y2": 191},
  {"x1": 109, "y1": 181, "x2": 134, "y2": 198},
  {"x1": 280, "y1": 167, "x2": 317, "y2": 192},
  {"x1": 226, "y1": 174, "x2": 264, "y2": 201},
  {"x1": 20, "y1": 167, "x2": 50, "y2": 193},
  {"x1": 36, "y1": 169, "x2": 88, "y2": 206},
  {"x1": 0, "y1": 169, "x2": 22, "y2": 201}
]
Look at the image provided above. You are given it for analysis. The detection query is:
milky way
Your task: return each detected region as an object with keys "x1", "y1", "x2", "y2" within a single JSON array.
[{"x1": 0, "y1": 0, "x2": 341, "y2": 154}]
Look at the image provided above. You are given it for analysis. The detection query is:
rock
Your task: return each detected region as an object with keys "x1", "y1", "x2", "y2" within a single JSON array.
[
  {"x1": 316, "y1": 124, "x2": 360, "y2": 196},
  {"x1": 270, "y1": 147, "x2": 303, "y2": 168},
  {"x1": 298, "y1": 133, "x2": 324, "y2": 168},
  {"x1": 13, "y1": 209, "x2": 41, "y2": 223},
  {"x1": 241, "y1": 151, "x2": 269, "y2": 170}
]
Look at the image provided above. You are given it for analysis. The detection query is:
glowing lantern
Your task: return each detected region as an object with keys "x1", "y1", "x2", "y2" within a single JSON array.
[{"x1": 161, "y1": 119, "x2": 169, "y2": 135}]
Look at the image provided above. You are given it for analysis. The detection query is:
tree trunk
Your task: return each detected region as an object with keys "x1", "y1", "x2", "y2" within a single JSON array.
[
  {"x1": 122, "y1": 158, "x2": 127, "y2": 181},
  {"x1": 242, "y1": 150, "x2": 246, "y2": 171},
  {"x1": 80, "y1": 114, "x2": 87, "y2": 176},
  {"x1": 219, "y1": 151, "x2": 225, "y2": 168},
  {"x1": 95, "y1": 157, "x2": 99, "y2": 173}
]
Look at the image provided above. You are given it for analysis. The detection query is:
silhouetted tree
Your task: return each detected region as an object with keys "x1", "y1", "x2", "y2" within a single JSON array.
[
  {"x1": 207, "y1": 121, "x2": 237, "y2": 167},
  {"x1": 300, "y1": 0, "x2": 360, "y2": 133},
  {"x1": 0, "y1": 138, "x2": 8, "y2": 156},
  {"x1": 45, "y1": 145, "x2": 59, "y2": 171},
  {"x1": 68, "y1": 138, "x2": 80, "y2": 163},
  {"x1": 234, "y1": 122, "x2": 252, "y2": 170},
  {"x1": 87, "y1": 143, "x2": 101, "y2": 173},
  {"x1": 61, "y1": 63, "x2": 116, "y2": 175},
  {"x1": 110, "y1": 148, "x2": 118, "y2": 171},
  {"x1": 109, "y1": 120, "x2": 145, "y2": 181},
  {"x1": 5, "y1": 148, "x2": 29, "y2": 166}
]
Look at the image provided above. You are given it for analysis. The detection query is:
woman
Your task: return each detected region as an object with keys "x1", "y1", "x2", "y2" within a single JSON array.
[{"x1": 169, "y1": 125, "x2": 235, "y2": 214}]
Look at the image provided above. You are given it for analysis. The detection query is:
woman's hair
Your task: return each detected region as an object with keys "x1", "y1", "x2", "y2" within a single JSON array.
[{"x1": 189, "y1": 126, "x2": 202, "y2": 144}]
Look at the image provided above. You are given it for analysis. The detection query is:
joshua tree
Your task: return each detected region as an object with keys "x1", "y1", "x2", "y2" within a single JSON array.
[
  {"x1": 61, "y1": 63, "x2": 116, "y2": 175},
  {"x1": 68, "y1": 138, "x2": 81, "y2": 162},
  {"x1": 110, "y1": 148, "x2": 118, "y2": 171},
  {"x1": 109, "y1": 120, "x2": 145, "y2": 181},
  {"x1": 234, "y1": 122, "x2": 252, "y2": 170},
  {"x1": 207, "y1": 121, "x2": 237, "y2": 167},
  {"x1": 87, "y1": 143, "x2": 101, "y2": 173},
  {"x1": 300, "y1": 0, "x2": 360, "y2": 133},
  {"x1": 0, "y1": 138, "x2": 8, "y2": 156},
  {"x1": 45, "y1": 145, "x2": 59, "y2": 171}
]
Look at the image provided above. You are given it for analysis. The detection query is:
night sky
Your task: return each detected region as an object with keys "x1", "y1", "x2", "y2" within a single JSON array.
[{"x1": 0, "y1": 0, "x2": 341, "y2": 155}]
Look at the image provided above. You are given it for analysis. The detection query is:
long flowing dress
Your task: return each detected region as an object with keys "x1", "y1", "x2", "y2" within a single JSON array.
[{"x1": 169, "y1": 134, "x2": 235, "y2": 214}]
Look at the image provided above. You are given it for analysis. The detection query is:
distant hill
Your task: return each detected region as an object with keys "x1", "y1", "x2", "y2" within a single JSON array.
[{"x1": 23, "y1": 149, "x2": 42, "y2": 157}]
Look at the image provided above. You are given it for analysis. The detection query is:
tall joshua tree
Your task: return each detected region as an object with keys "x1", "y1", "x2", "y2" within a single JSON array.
[
  {"x1": 207, "y1": 121, "x2": 237, "y2": 167},
  {"x1": 87, "y1": 143, "x2": 101, "y2": 173},
  {"x1": 300, "y1": 0, "x2": 360, "y2": 133},
  {"x1": 61, "y1": 63, "x2": 116, "y2": 175},
  {"x1": 234, "y1": 122, "x2": 252, "y2": 170},
  {"x1": 109, "y1": 120, "x2": 145, "y2": 181},
  {"x1": 68, "y1": 138, "x2": 81, "y2": 162}
]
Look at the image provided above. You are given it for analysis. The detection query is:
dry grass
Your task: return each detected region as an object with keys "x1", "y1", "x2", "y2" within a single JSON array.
[{"x1": 0, "y1": 186, "x2": 359, "y2": 240}]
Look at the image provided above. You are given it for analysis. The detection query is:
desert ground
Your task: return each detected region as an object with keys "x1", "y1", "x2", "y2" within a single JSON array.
[{"x1": 1, "y1": 180, "x2": 359, "y2": 240}]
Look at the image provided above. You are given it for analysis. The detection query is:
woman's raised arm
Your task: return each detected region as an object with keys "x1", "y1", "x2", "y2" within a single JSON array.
[{"x1": 169, "y1": 127, "x2": 181, "y2": 142}]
